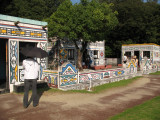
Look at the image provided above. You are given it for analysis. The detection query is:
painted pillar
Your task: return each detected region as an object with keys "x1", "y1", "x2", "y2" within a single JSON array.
[
  {"x1": 37, "y1": 42, "x2": 48, "y2": 79},
  {"x1": 9, "y1": 40, "x2": 18, "y2": 92}
]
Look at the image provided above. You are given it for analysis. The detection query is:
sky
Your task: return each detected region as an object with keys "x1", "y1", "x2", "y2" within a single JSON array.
[
  {"x1": 71, "y1": 0, "x2": 80, "y2": 4},
  {"x1": 70, "y1": 0, "x2": 160, "y2": 4}
]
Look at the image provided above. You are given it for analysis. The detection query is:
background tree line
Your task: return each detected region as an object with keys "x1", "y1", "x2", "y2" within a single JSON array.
[
  {"x1": 0, "y1": 0, "x2": 160, "y2": 60},
  {"x1": 0, "y1": 0, "x2": 65, "y2": 20},
  {"x1": 100, "y1": 0, "x2": 160, "y2": 58}
]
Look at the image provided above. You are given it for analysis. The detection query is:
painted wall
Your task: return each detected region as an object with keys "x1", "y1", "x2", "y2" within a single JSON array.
[
  {"x1": 0, "y1": 14, "x2": 48, "y2": 92},
  {"x1": 42, "y1": 61, "x2": 138, "y2": 89},
  {"x1": 122, "y1": 44, "x2": 160, "y2": 66}
]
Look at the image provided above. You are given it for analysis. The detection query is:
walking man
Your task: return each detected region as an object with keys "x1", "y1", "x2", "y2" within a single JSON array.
[{"x1": 23, "y1": 57, "x2": 40, "y2": 108}]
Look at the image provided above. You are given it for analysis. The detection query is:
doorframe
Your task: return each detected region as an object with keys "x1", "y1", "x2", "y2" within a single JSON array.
[{"x1": 6, "y1": 39, "x2": 9, "y2": 90}]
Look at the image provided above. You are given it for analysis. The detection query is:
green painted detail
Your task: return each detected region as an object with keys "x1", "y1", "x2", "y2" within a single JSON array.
[{"x1": 0, "y1": 14, "x2": 47, "y2": 26}]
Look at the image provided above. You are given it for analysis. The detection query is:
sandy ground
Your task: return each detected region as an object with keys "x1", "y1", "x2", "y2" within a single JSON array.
[{"x1": 0, "y1": 75, "x2": 160, "y2": 120}]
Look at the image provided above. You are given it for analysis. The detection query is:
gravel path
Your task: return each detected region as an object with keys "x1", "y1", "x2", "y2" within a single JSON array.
[{"x1": 0, "y1": 75, "x2": 160, "y2": 120}]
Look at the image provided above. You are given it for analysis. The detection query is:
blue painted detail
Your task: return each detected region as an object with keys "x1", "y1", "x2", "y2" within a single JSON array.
[
  {"x1": 48, "y1": 76, "x2": 51, "y2": 83},
  {"x1": 121, "y1": 70, "x2": 125, "y2": 75},
  {"x1": 101, "y1": 73, "x2": 103, "y2": 79},
  {"x1": 10, "y1": 66, "x2": 13, "y2": 83},
  {"x1": 139, "y1": 56, "x2": 142, "y2": 62},
  {"x1": 15, "y1": 42, "x2": 18, "y2": 58},
  {"x1": 115, "y1": 71, "x2": 118, "y2": 76},
  {"x1": 60, "y1": 63, "x2": 78, "y2": 75},
  {"x1": 61, "y1": 74, "x2": 76, "y2": 79}
]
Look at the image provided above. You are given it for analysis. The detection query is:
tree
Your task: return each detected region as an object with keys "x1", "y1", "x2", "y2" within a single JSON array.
[
  {"x1": 100, "y1": 0, "x2": 160, "y2": 58},
  {"x1": 47, "y1": 0, "x2": 118, "y2": 70},
  {"x1": 0, "y1": 0, "x2": 65, "y2": 20}
]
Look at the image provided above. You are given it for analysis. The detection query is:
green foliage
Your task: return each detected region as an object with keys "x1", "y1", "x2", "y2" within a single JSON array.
[
  {"x1": 0, "y1": 0, "x2": 65, "y2": 20},
  {"x1": 47, "y1": 0, "x2": 118, "y2": 69},
  {"x1": 48, "y1": 0, "x2": 118, "y2": 47},
  {"x1": 101, "y1": 0, "x2": 160, "y2": 58},
  {"x1": 109, "y1": 96, "x2": 160, "y2": 120}
]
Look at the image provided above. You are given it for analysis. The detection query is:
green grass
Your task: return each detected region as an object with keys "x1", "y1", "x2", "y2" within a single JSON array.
[
  {"x1": 90, "y1": 76, "x2": 142, "y2": 93},
  {"x1": 109, "y1": 96, "x2": 160, "y2": 120},
  {"x1": 150, "y1": 71, "x2": 160, "y2": 75}
]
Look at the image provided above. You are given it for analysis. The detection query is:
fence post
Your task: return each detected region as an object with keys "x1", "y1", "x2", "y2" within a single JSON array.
[
  {"x1": 77, "y1": 70, "x2": 79, "y2": 84},
  {"x1": 88, "y1": 74, "x2": 92, "y2": 91}
]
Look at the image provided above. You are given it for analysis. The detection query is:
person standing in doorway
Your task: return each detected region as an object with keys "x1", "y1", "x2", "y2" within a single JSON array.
[
  {"x1": 23, "y1": 57, "x2": 40, "y2": 108},
  {"x1": 123, "y1": 53, "x2": 128, "y2": 68}
]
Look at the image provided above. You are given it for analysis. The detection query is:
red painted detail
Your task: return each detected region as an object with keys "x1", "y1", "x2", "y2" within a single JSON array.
[
  {"x1": 118, "y1": 64, "x2": 122, "y2": 67},
  {"x1": 94, "y1": 65, "x2": 105, "y2": 70},
  {"x1": 105, "y1": 65, "x2": 112, "y2": 69}
]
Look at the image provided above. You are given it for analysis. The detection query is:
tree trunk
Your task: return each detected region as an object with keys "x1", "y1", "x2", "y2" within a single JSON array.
[{"x1": 77, "y1": 49, "x2": 83, "y2": 71}]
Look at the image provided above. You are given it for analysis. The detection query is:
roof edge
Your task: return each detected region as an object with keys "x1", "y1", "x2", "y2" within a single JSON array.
[
  {"x1": 0, "y1": 14, "x2": 47, "y2": 26},
  {"x1": 122, "y1": 43, "x2": 159, "y2": 47}
]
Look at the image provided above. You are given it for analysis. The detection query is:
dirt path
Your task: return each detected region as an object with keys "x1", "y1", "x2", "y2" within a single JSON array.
[{"x1": 0, "y1": 75, "x2": 160, "y2": 120}]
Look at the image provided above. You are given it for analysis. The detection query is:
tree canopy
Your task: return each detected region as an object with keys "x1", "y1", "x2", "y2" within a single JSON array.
[
  {"x1": 100, "y1": 0, "x2": 160, "y2": 57},
  {"x1": 47, "y1": 0, "x2": 118, "y2": 69},
  {"x1": 48, "y1": 0, "x2": 118, "y2": 45},
  {"x1": 0, "y1": 0, "x2": 65, "y2": 20}
]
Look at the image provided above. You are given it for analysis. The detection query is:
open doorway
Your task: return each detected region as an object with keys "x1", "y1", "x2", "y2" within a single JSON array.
[
  {"x1": 134, "y1": 51, "x2": 140, "y2": 66},
  {"x1": 0, "y1": 39, "x2": 9, "y2": 91}
]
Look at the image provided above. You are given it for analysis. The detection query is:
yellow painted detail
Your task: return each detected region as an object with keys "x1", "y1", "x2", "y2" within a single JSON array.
[
  {"x1": 31, "y1": 33, "x2": 34, "y2": 35},
  {"x1": 38, "y1": 33, "x2": 42, "y2": 36},
  {"x1": 12, "y1": 31, "x2": 16, "y2": 34},
  {"x1": 128, "y1": 60, "x2": 136, "y2": 68},
  {"x1": 63, "y1": 79, "x2": 68, "y2": 82},
  {"x1": 51, "y1": 77, "x2": 54, "y2": 84},
  {"x1": 2, "y1": 30, "x2": 6, "y2": 33},
  {"x1": 118, "y1": 71, "x2": 122, "y2": 74},
  {"x1": 21, "y1": 32, "x2": 25, "y2": 34},
  {"x1": 15, "y1": 65, "x2": 18, "y2": 81}
]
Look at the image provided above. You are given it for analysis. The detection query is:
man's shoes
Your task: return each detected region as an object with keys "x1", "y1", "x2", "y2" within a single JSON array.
[
  {"x1": 33, "y1": 103, "x2": 39, "y2": 107},
  {"x1": 23, "y1": 104, "x2": 28, "y2": 108}
]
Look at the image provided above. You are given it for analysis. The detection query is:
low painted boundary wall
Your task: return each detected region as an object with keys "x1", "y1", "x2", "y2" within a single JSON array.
[{"x1": 42, "y1": 61, "x2": 140, "y2": 90}]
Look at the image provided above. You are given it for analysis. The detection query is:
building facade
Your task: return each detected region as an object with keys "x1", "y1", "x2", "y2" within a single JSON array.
[
  {"x1": 48, "y1": 39, "x2": 105, "y2": 69},
  {"x1": 122, "y1": 43, "x2": 160, "y2": 67},
  {"x1": 0, "y1": 14, "x2": 48, "y2": 92}
]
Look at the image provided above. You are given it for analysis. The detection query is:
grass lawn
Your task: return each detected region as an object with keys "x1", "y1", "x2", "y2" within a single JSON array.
[
  {"x1": 150, "y1": 71, "x2": 160, "y2": 75},
  {"x1": 109, "y1": 96, "x2": 160, "y2": 120}
]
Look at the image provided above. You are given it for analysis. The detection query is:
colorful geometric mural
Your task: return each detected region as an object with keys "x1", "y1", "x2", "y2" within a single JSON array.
[
  {"x1": 59, "y1": 49, "x2": 67, "y2": 59},
  {"x1": 10, "y1": 40, "x2": 18, "y2": 84},
  {"x1": 42, "y1": 70, "x2": 58, "y2": 88},
  {"x1": 39, "y1": 42, "x2": 47, "y2": 79},
  {"x1": 79, "y1": 69, "x2": 125, "y2": 83},
  {"x1": 0, "y1": 26, "x2": 47, "y2": 40},
  {"x1": 59, "y1": 63, "x2": 78, "y2": 86},
  {"x1": 126, "y1": 60, "x2": 137, "y2": 74}
]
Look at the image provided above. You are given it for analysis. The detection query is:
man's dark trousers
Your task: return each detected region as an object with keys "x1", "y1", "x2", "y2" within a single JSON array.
[{"x1": 23, "y1": 79, "x2": 38, "y2": 107}]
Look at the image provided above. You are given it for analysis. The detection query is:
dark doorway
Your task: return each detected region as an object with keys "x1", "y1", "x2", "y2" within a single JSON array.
[
  {"x1": 0, "y1": 39, "x2": 9, "y2": 91},
  {"x1": 134, "y1": 51, "x2": 140, "y2": 66}
]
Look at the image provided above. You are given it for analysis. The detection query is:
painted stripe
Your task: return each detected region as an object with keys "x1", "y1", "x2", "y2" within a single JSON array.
[{"x1": 0, "y1": 36, "x2": 47, "y2": 41}]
